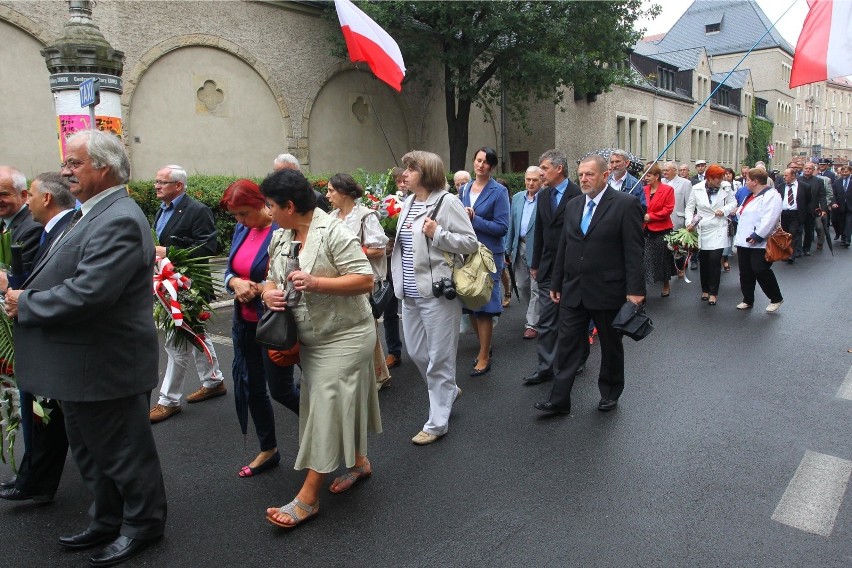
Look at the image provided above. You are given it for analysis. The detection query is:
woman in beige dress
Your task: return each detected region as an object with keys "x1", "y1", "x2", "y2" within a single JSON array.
[
  {"x1": 326, "y1": 173, "x2": 391, "y2": 390},
  {"x1": 260, "y1": 169, "x2": 381, "y2": 529}
]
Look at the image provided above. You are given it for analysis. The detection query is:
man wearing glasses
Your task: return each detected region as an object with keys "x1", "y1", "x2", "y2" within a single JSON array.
[{"x1": 149, "y1": 164, "x2": 224, "y2": 424}]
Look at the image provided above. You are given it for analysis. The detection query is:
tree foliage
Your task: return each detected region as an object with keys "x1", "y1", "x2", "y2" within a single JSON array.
[
  {"x1": 327, "y1": 1, "x2": 659, "y2": 170},
  {"x1": 746, "y1": 106, "x2": 774, "y2": 168}
]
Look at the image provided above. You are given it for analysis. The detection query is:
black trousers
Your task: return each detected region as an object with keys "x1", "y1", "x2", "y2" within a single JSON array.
[
  {"x1": 737, "y1": 247, "x2": 783, "y2": 305},
  {"x1": 698, "y1": 248, "x2": 723, "y2": 295},
  {"x1": 63, "y1": 393, "x2": 167, "y2": 539},
  {"x1": 780, "y1": 210, "x2": 802, "y2": 255},
  {"x1": 549, "y1": 303, "x2": 622, "y2": 409},
  {"x1": 15, "y1": 394, "x2": 68, "y2": 497},
  {"x1": 831, "y1": 208, "x2": 846, "y2": 239},
  {"x1": 803, "y1": 215, "x2": 816, "y2": 252},
  {"x1": 536, "y1": 281, "x2": 589, "y2": 378}
]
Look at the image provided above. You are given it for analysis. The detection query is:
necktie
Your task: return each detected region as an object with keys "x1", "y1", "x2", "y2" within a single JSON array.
[
  {"x1": 844, "y1": 178, "x2": 848, "y2": 191},
  {"x1": 551, "y1": 188, "x2": 561, "y2": 210},
  {"x1": 581, "y1": 201, "x2": 596, "y2": 235},
  {"x1": 787, "y1": 184, "x2": 794, "y2": 205},
  {"x1": 39, "y1": 229, "x2": 47, "y2": 246}
]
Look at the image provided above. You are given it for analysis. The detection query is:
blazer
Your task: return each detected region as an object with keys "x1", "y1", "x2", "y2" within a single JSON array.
[
  {"x1": 31, "y1": 209, "x2": 73, "y2": 266},
  {"x1": 733, "y1": 187, "x2": 782, "y2": 249},
  {"x1": 154, "y1": 193, "x2": 218, "y2": 257},
  {"x1": 390, "y1": 190, "x2": 478, "y2": 299},
  {"x1": 224, "y1": 222, "x2": 277, "y2": 320},
  {"x1": 7, "y1": 204, "x2": 43, "y2": 276},
  {"x1": 505, "y1": 190, "x2": 539, "y2": 264},
  {"x1": 775, "y1": 177, "x2": 815, "y2": 222},
  {"x1": 531, "y1": 179, "x2": 582, "y2": 287},
  {"x1": 684, "y1": 181, "x2": 737, "y2": 250},
  {"x1": 612, "y1": 171, "x2": 646, "y2": 206},
  {"x1": 664, "y1": 176, "x2": 693, "y2": 230},
  {"x1": 551, "y1": 188, "x2": 645, "y2": 310},
  {"x1": 832, "y1": 176, "x2": 850, "y2": 212},
  {"x1": 642, "y1": 183, "x2": 675, "y2": 232},
  {"x1": 14, "y1": 187, "x2": 159, "y2": 401},
  {"x1": 460, "y1": 179, "x2": 510, "y2": 255}
]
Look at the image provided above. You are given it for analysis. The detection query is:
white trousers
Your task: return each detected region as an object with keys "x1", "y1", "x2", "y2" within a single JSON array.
[
  {"x1": 513, "y1": 241, "x2": 539, "y2": 329},
  {"x1": 402, "y1": 296, "x2": 462, "y2": 436},
  {"x1": 158, "y1": 333, "x2": 224, "y2": 406}
]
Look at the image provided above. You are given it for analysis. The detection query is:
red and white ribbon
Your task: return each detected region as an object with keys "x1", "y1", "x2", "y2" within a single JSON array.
[{"x1": 153, "y1": 256, "x2": 212, "y2": 362}]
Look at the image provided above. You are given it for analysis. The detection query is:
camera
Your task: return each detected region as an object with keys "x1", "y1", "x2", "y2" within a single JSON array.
[{"x1": 432, "y1": 277, "x2": 457, "y2": 300}]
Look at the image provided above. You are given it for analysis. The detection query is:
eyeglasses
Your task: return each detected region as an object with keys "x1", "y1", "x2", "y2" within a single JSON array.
[
  {"x1": 154, "y1": 180, "x2": 177, "y2": 186},
  {"x1": 60, "y1": 159, "x2": 90, "y2": 170}
]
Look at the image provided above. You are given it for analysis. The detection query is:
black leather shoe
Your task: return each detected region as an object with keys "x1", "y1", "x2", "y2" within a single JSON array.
[
  {"x1": 89, "y1": 535, "x2": 160, "y2": 567},
  {"x1": 0, "y1": 476, "x2": 16, "y2": 489},
  {"x1": 522, "y1": 372, "x2": 553, "y2": 386},
  {"x1": 534, "y1": 401, "x2": 570, "y2": 414},
  {"x1": 0, "y1": 487, "x2": 53, "y2": 503},
  {"x1": 59, "y1": 529, "x2": 120, "y2": 551},
  {"x1": 598, "y1": 398, "x2": 618, "y2": 411}
]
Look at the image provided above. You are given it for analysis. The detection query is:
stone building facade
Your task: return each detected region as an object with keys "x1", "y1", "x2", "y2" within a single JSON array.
[{"x1": 794, "y1": 77, "x2": 852, "y2": 165}]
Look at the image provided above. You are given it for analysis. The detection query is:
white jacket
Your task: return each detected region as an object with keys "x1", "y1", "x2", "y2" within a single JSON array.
[
  {"x1": 684, "y1": 181, "x2": 737, "y2": 250},
  {"x1": 734, "y1": 187, "x2": 782, "y2": 249}
]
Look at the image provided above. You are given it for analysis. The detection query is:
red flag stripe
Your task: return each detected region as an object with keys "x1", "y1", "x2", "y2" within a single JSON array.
[{"x1": 340, "y1": 25, "x2": 405, "y2": 92}]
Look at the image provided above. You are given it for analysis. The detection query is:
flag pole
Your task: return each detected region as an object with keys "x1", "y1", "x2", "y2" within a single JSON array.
[
  {"x1": 354, "y1": 63, "x2": 400, "y2": 167},
  {"x1": 629, "y1": 0, "x2": 800, "y2": 192}
]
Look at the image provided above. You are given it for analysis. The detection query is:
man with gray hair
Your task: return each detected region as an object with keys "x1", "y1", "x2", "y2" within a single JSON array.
[
  {"x1": 0, "y1": 166, "x2": 42, "y2": 288},
  {"x1": 149, "y1": 164, "x2": 224, "y2": 424},
  {"x1": 506, "y1": 165, "x2": 543, "y2": 338},
  {"x1": 5, "y1": 129, "x2": 167, "y2": 565},
  {"x1": 662, "y1": 162, "x2": 692, "y2": 277},
  {"x1": 0, "y1": 172, "x2": 74, "y2": 503},
  {"x1": 608, "y1": 149, "x2": 644, "y2": 205},
  {"x1": 272, "y1": 152, "x2": 330, "y2": 211},
  {"x1": 453, "y1": 170, "x2": 471, "y2": 193}
]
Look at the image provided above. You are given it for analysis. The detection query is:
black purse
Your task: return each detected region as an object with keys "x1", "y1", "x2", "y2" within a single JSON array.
[
  {"x1": 611, "y1": 301, "x2": 654, "y2": 341},
  {"x1": 369, "y1": 281, "x2": 393, "y2": 319},
  {"x1": 255, "y1": 305, "x2": 298, "y2": 350}
]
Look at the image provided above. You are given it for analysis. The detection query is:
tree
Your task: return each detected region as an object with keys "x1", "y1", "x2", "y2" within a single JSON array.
[
  {"x1": 328, "y1": 1, "x2": 658, "y2": 170},
  {"x1": 746, "y1": 104, "x2": 774, "y2": 169}
]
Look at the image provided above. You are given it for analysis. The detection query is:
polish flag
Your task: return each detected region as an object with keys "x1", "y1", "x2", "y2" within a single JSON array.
[
  {"x1": 334, "y1": 0, "x2": 406, "y2": 92},
  {"x1": 790, "y1": 0, "x2": 852, "y2": 88}
]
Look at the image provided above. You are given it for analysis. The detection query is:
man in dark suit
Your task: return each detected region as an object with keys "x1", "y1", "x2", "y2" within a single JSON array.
[
  {"x1": 818, "y1": 158, "x2": 836, "y2": 182},
  {"x1": 149, "y1": 164, "x2": 225, "y2": 424},
  {"x1": 5, "y1": 130, "x2": 166, "y2": 566},
  {"x1": 690, "y1": 159, "x2": 708, "y2": 185},
  {"x1": 0, "y1": 172, "x2": 73, "y2": 503},
  {"x1": 798, "y1": 162, "x2": 826, "y2": 255},
  {"x1": 535, "y1": 154, "x2": 645, "y2": 415},
  {"x1": 776, "y1": 167, "x2": 815, "y2": 262},
  {"x1": 523, "y1": 149, "x2": 587, "y2": 386},
  {"x1": 0, "y1": 166, "x2": 42, "y2": 290},
  {"x1": 831, "y1": 165, "x2": 850, "y2": 246}
]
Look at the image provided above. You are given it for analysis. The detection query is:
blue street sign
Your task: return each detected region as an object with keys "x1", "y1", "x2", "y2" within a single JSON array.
[{"x1": 80, "y1": 78, "x2": 99, "y2": 108}]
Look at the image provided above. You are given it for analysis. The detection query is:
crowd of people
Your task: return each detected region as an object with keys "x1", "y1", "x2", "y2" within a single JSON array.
[{"x1": 0, "y1": 133, "x2": 847, "y2": 564}]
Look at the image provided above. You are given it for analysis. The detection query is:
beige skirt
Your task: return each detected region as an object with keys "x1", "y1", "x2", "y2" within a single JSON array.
[
  {"x1": 294, "y1": 313, "x2": 382, "y2": 473},
  {"x1": 373, "y1": 320, "x2": 390, "y2": 386}
]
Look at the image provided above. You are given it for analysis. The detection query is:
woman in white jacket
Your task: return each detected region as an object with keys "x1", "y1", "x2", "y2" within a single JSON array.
[
  {"x1": 733, "y1": 168, "x2": 784, "y2": 312},
  {"x1": 684, "y1": 164, "x2": 737, "y2": 305},
  {"x1": 390, "y1": 150, "x2": 478, "y2": 445}
]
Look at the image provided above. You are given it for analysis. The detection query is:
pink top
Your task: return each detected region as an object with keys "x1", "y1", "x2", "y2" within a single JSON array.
[{"x1": 232, "y1": 225, "x2": 272, "y2": 323}]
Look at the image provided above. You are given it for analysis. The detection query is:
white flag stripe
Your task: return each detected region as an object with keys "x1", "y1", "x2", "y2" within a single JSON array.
[
  {"x1": 771, "y1": 450, "x2": 852, "y2": 537},
  {"x1": 826, "y1": 0, "x2": 852, "y2": 80},
  {"x1": 334, "y1": 0, "x2": 405, "y2": 72}
]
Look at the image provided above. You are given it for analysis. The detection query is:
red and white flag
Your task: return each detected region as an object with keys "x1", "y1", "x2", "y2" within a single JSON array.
[
  {"x1": 334, "y1": 0, "x2": 406, "y2": 92},
  {"x1": 767, "y1": 144, "x2": 775, "y2": 159},
  {"x1": 790, "y1": 0, "x2": 852, "y2": 88}
]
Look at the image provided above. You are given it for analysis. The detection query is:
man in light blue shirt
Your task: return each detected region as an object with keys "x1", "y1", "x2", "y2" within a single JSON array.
[{"x1": 506, "y1": 166, "x2": 543, "y2": 338}]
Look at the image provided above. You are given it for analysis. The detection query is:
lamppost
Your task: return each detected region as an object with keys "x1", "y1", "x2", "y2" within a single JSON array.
[{"x1": 40, "y1": 1, "x2": 124, "y2": 160}]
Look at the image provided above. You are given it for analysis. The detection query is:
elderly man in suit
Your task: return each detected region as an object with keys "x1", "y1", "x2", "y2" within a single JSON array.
[
  {"x1": 535, "y1": 154, "x2": 645, "y2": 415},
  {"x1": 831, "y1": 165, "x2": 850, "y2": 245},
  {"x1": 506, "y1": 166, "x2": 543, "y2": 339},
  {"x1": 523, "y1": 149, "x2": 587, "y2": 386},
  {"x1": 5, "y1": 130, "x2": 166, "y2": 566},
  {"x1": 691, "y1": 159, "x2": 708, "y2": 185},
  {"x1": 661, "y1": 161, "x2": 692, "y2": 277},
  {"x1": 0, "y1": 166, "x2": 42, "y2": 290},
  {"x1": 776, "y1": 167, "x2": 815, "y2": 263},
  {"x1": 0, "y1": 173, "x2": 74, "y2": 504},
  {"x1": 149, "y1": 164, "x2": 225, "y2": 423}
]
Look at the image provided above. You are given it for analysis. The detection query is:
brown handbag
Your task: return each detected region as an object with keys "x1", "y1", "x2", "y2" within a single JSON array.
[{"x1": 764, "y1": 224, "x2": 793, "y2": 263}]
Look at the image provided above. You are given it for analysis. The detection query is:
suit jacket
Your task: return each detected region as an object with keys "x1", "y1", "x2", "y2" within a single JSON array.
[
  {"x1": 224, "y1": 222, "x2": 277, "y2": 320},
  {"x1": 14, "y1": 187, "x2": 159, "y2": 401},
  {"x1": 611, "y1": 171, "x2": 646, "y2": 207},
  {"x1": 460, "y1": 179, "x2": 510, "y2": 254},
  {"x1": 31, "y1": 209, "x2": 73, "y2": 266},
  {"x1": 690, "y1": 174, "x2": 704, "y2": 186},
  {"x1": 531, "y1": 179, "x2": 582, "y2": 287},
  {"x1": 505, "y1": 190, "x2": 539, "y2": 264},
  {"x1": 832, "y1": 176, "x2": 850, "y2": 212},
  {"x1": 7, "y1": 204, "x2": 43, "y2": 277},
  {"x1": 664, "y1": 176, "x2": 693, "y2": 229},
  {"x1": 154, "y1": 193, "x2": 218, "y2": 257},
  {"x1": 552, "y1": 188, "x2": 645, "y2": 310},
  {"x1": 775, "y1": 177, "x2": 815, "y2": 222}
]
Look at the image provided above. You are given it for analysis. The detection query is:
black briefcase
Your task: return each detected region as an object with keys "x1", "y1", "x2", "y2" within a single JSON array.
[{"x1": 611, "y1": 301, "x2": 654, "y2": 341}]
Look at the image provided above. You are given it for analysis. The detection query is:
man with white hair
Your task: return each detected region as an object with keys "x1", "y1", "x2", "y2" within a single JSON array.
[
  {"x1": 149, "y1": 164, "x2": 224, "y2": 424},
  {"x1": 0, "y1": 166, "x2": 42, "y2": 288},
  {"x1": 453, "y1": 170, "x2": 471, "y2": 193},
  {"x1": 272, "y1": 153, "x2": 330, "y2": 211},
  {"x1": 506, "y1": 166, "x2": 543, "y2": 338}
]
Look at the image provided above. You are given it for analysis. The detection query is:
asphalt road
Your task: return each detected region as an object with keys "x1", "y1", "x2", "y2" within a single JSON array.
[{"x1": 2, "y1": 245, "x2": 851, "y2": 567}]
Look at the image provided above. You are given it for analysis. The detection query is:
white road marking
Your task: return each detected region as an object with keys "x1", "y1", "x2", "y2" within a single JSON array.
[
  {"x1": 836, "y1": 365, "x2": 852, "y2": 400},
  {"x1": 771, "y1": 450, "x2": 852, "y2": 537},
  {"x1": 206, "y1": 333, "x2": 231, "y2": 346}
]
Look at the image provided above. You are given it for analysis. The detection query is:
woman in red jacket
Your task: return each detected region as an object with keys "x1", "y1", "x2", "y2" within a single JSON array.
[{"x1": 642, "y1": 163, "x2": 676, "y2": 297}]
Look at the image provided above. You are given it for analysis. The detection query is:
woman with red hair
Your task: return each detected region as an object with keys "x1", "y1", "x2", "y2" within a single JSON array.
[
  {"x1": 684, "y1": 164, "x2": 737, "y2": 305},
  {"x1": 221, "y1": 179, "x2": 300, "y2": 478}
]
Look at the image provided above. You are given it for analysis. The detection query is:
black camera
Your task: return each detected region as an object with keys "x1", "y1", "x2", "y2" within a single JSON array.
[{"x1": 432, "y1": 277, "x2": 457, "y2": 300}]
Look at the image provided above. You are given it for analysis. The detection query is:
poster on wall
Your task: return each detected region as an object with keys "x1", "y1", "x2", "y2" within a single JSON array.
[{"x1": 54, "y1": 90, "x2": 123, "y2": 160}]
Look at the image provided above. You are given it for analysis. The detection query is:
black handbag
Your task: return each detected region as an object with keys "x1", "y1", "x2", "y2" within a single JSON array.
[
  {"x1": 369, "y1": 281, "x2": 393, "y2": 319},
  {"x1": 611, "y1": 301, "x2": 654, "y2": 341},
  {"x1": 255, "y1": 306, "x2": 298, "y2": 350}
]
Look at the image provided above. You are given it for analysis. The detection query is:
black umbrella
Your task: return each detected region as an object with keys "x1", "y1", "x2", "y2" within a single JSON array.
[
  {"x1": 820, "y1": 213, "x2": 835, "y2": 256},
  {"x1": 578, "y1": 148, "x2": 646, "y2": 178},
  {"x1": 505, "y1": 255, "x2": 520, "y2": 301},
  {"x1": 231, "y1": 342, "x2": 250, "y2": 437}
]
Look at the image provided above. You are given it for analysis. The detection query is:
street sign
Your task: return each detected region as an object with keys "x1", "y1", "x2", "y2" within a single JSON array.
[{"x1": 79, "y1": 78, "x2": 99, "y2": 108}]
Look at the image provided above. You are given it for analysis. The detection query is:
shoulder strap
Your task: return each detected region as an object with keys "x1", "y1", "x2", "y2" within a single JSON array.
[
  {"x1": 429, "y1": 193, "x2": 449, "y2": 222},
  {"x1": 357, "y1": 208, "x2": 380, "y2": 242}
]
